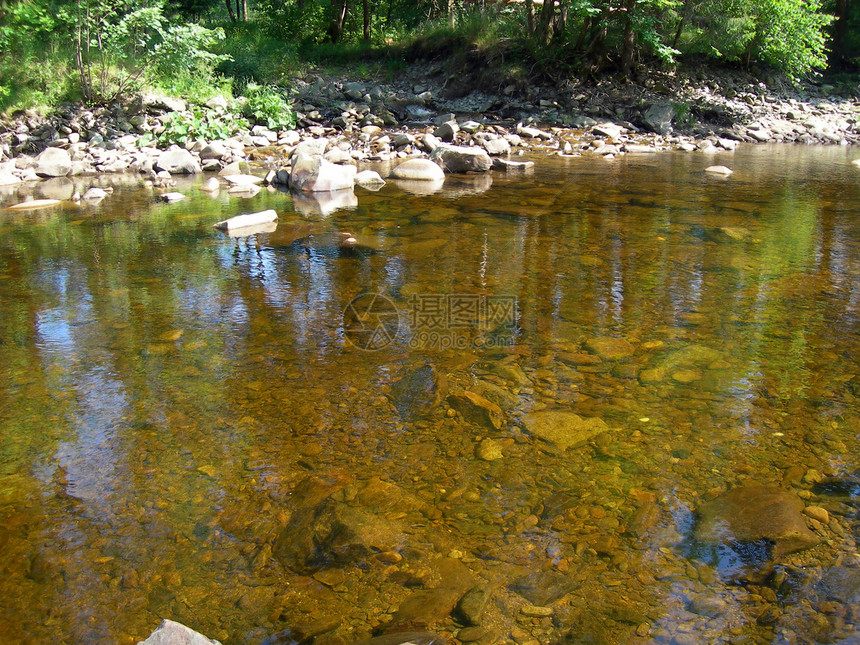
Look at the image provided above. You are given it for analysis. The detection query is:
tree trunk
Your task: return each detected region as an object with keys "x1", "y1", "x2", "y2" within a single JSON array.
[
  {"x1": 553, "y1": 0, "x2": 569, "y2": 43},
  {"x1": 240, "y1": 0, "x2": 248, "y2": 20},
  {"x1": 620, "y1": 0, "x2": 636, "y2": 76},
  {"x1": 329, "y1": 0, "x2": 348, "y2": 42},
  {"x1": 448, "y1": 0, "x2": 455, "y2": 28},
  {"x1": 831, "y1": 0, "x2": 849, "y2": 67},
  {"x1": 672, "y1": 0, "x2": 692, "y2": 49},
  {"x1": 363, "y1": 0, "x2": 371, "y2": 41},
  {"x1": 224, "y1": 0, "x2": 235, "y2": 22},
  {"x1": 537, "y1": 0, "x2": 556, "y2": 45},
  {"x1": 526, "y1": 0, "x2": 534, "y2": 35},
  {"x1": 574, "y1": 16, "x2": 590, "y2": 50}
]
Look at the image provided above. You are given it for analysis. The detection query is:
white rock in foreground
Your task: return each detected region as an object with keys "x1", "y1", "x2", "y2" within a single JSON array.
[
  {"x1": 214, "y1": 209, "x2": 278, "y2": 231},
  {"x1": 137, "y1": 618, "x2": 221, "y2": 645},
  {"x1": 852, "y1": 159, "x2": 860, "y2": 168},
  {"x1": 704, "y1": 165, "x2": 733, "y2": 176},
  {"x1": 6, "y1": 199, "x2": 61, "y2": 210}
]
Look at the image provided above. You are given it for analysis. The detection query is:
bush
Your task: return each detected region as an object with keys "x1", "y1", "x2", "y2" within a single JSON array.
[
  {"x1": 147, "y1": 108, "x2": 250, "y2": 147},
  {"x1": 240, "y1": 83, "x2": 295, "y2": 130}
]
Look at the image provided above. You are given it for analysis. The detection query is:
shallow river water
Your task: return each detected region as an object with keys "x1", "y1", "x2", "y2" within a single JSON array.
[{"x1": 1, "y1": 145, "x2": 859, "y2": 645}]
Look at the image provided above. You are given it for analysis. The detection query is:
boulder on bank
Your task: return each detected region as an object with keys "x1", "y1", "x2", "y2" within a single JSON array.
[
  {"x1": 155, "y1": 147, "x2": 201, "y2": 175},
  {"x1": 430, "y1": 145, "x2": 492, "y2": 173},
  {"x1": 35, "y1": 147, "x2": 72, "y2": 178},
  {"x1": 643, "y1": 102, "x2": 675, "y2": 135},
  {"x1": 391, "y1": 158, "x2": 445, "y2": 182},
  {"x1": 290, "y1": 154, "x2": 356, "y2": 192}
]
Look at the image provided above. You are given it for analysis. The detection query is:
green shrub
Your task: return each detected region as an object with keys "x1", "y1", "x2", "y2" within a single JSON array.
[
  {"x1": 240, "y1": 83, "x2": 295, "y2": 130},
  {"x1": 153, "y1": 109, "x2": 250, "y2": 146}
]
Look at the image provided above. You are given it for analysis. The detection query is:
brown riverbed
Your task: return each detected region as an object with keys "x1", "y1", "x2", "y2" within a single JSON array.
[{"x1": 0, "y1": 145, "x2": 859, "y2": 645}]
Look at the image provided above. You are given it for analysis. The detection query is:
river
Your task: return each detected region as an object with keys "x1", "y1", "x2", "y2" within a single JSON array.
[{"x1": 1, "y1": 145, "x2": 858, "y2": 644}]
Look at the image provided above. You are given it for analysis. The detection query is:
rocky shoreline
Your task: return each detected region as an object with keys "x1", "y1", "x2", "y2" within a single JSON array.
[{"x1": 1, "y1": 67, "x2": 859, "y2": 198}]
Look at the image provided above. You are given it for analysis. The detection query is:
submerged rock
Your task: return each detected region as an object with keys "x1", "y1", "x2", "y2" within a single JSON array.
[
  {"x1": 694, "y1": 485, "x2": 819, "y2": 579},
  {"x1": 387, "y1": 558, "x2": 475, "y2": 631},
  {"x1": 351, "y1": 632, "x2": 448, "y2": 645},
  {"x1": 522, "y1": 410, "x2": 610, "y2": 451},
  {"x1": 273, "y1": 476, "x2": 405, "y2": 574},
  {"x1": 448, "y1": 391, "x2": 503, "y2": 430},
  {"x1": 584, "y1": 336, "x2": 634, "y2": 360},
  {"x1": 389, "y1": 364, "x2": 448, "y2": 419}
]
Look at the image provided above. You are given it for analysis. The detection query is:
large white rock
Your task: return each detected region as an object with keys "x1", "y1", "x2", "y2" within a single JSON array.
[
  {"x1": 0, "y1": 170, "x2": 22, "y2": 186},
  {"x1": 355, "y1": 170, "x2": 386, "y2": 189},
  {"x1": 155, "y1": 147, "x2": 201, "y2": 175},
  {"x1": 35, "y1": 147, "x2": 72, "y2": 177},
  {"x1": 214, "y1": 209, "x2": 278, "y2": 231},
  {"x1": 290, "y1": 138, "x2": 329, "y2": 159},
  {"x1": 430, "y1": 144, "x2": 492, "y2": 173},
  {"x1": 705, "y1": 165, "x2": 733, "y2": 176},
  {"x1": 289, "y1": 154, "x2": 356, "y2": 192},
  {"x1": 199, "y1": 141, "x2": 229, "y2": 160},
  {"x1": 137, "y1": 619, "x2": 221, "y2": 645},
  {"x1": 391, "y1": 158, "x2": 445, "y2": 181},
  {"x1": 642, "y1": 102, "x2": 675, "y2": 135}
]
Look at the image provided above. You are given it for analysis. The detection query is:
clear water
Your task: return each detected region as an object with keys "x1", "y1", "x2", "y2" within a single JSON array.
[{"x1": 0, "y1": 145, "x2": 858, "y2": 644}]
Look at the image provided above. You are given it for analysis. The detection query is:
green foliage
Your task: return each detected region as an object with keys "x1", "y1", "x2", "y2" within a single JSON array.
[
  {"x1": 752, "y1": 0, "x2": 834, "y2": 78},
  {"x1": 254, "y1": 0, "x2": 330, "y2": 42},
  {"x1": 215, "y1": 23, "x2": 299, "y2": 91},
  {"x1": 153, "y1": 108, "x2": 249, "y2": 146},
  {"x1": 240, "y1": 83, "x2": 295, "y2": 130},
  {"x1": 0, "y1": 0, "x2": 80, "y2": 111},
  {"x1": 76, "y1": 0, "x2": 231, "y2": 103}
]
